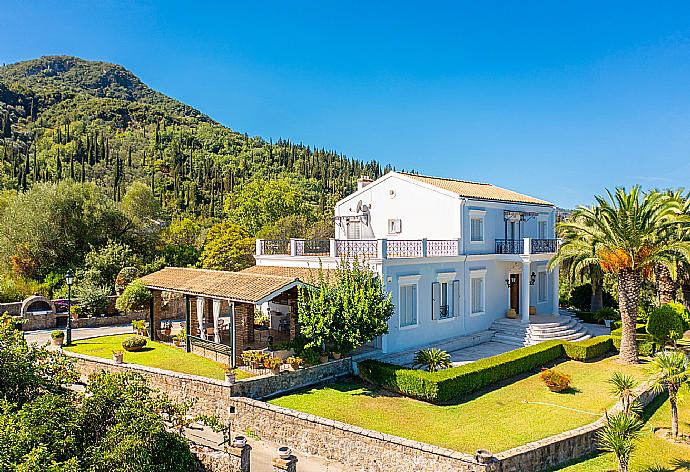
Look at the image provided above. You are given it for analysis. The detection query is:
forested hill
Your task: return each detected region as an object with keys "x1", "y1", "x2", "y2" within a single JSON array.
[{"x1": 0, "y1": 55, "x2": 388, "y2": 215}]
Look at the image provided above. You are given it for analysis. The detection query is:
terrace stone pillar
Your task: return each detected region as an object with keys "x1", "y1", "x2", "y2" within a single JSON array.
[
  {"x1": 229, "y1": 444, "x2": 251, "y2": 472},
  {"x1": 234, "y1": 302, "x2": 254, "y2": 364},
  {"x1": 151, "y1": 290, "x2": 163, "y2": 340},
  {"x1": 272, "y1": 455, "x2": 297, "y2": 472},
  {"x1": 521, "y1": 260, "x2": 531, "y2": 323},
  {"x1": 189, "y1": 296, "x2": 199, "y2": 336}
]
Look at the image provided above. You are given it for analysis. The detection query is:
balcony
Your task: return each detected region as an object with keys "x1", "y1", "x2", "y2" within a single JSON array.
[{"x1": 495, "y1": 238, "x2": 559, "y2": 255}]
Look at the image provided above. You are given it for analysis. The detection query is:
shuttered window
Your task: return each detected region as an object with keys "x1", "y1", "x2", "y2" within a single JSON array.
[
  {"x1": 538, "y1": 221, "x2": 547, "y2": 239},
  {"x1": 471, "y1": 277, "x2": 484, "y2": 314},
  {"x1": 399, "y1": 285, "x2": 417, "y2": 327},
  {"x1": 470, "y1": 217, "x2": 484, "y2": 242},
  {"x1": 346, "y1": 221, "x2": 361, "y2": 239},
  {"x1": 538, "y1": 271, "x2": 548, "y2": 302}
]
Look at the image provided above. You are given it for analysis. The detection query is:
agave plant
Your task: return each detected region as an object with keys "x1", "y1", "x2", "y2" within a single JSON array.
[
  {"x1": 596, "y1": 411, "x2": 645, "y2": 472},
  {"x1": 412, "y1": 348, "x2": 452, "y2": 373},
  {"x1": 648, "y1": 349, "x2": 689, "y2": 437},
  {"x1": 608, "y1": 372, "x2": 639, "y2": 415}
]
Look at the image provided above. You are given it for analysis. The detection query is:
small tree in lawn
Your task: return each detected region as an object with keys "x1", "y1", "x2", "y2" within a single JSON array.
[
  {"x1": 597, "y1": 411, "x2": 645, "y2": 472},
  {"x1": 608, "y1": 372, "x2": 638, "y2": 415},
  {"x1": 646, "y1": 303, "x2": 689, "y2": 349},
  {"x1": 648, "y1": 349, "x2": 690, "y2": 438},
  {"x1": 298, "y1": 259, "x2": 393, "y2": 354}
]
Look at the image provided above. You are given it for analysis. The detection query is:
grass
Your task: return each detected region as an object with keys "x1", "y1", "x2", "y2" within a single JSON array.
[
  {"x1": 552, "y1": 393, "x2": 690, "y2": 471},
  {"x1": 64, "y1": 334, "x2": 253, "y2": 381},
  {"x1": 269, "y1": 356, "x2": 647, "y2": 453}
]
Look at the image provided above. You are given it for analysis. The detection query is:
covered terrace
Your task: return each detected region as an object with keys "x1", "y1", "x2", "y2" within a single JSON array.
[{"x1": 139, "y1": 267, "x2": 309, "y2": 367}]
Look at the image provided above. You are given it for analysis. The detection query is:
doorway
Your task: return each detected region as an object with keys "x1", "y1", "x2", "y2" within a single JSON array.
[{"x1": 509, "y1": 273, "x2": 520, "y2": 314}]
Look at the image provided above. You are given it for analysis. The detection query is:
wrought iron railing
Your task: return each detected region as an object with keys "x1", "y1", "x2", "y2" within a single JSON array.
[
  {"x1": 427, "y1": 239, "x2": 459, "y2": 257},
  {"x1": 530, "y1": 239, "x2": 559, "y2": 254},
  {"x1": 261, "y1": 239, "x2": 290, "y2": 255},
  {"x1": 495, "y1": 239, "x2": 524, "y2": 254},
  {"x1": 387, "y1": 240, "x2": 423, "y2": 258},
  {"x1": 336, "y1": 239, "x2": 378, "y2": 258},
  {"x1": 296, "y1": 239, "x2": 330, "y2": 256}
]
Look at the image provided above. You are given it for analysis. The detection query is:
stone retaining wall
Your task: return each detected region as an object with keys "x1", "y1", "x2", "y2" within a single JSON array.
[
  {"x1": 66, "y1": 351, "x2": 661, "y2": 472},
  {"x1": 191, "y1": 443, "x2": 250, "y2": 472}
]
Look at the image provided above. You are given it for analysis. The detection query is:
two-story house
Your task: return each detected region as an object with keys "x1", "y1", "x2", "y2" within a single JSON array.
[{"x1": 252, "y1": 172, "x2": 588, "y2": 355}]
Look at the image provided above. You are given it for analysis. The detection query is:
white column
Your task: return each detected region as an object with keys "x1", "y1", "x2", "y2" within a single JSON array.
[
  {"x1": 329, "y1": 238, "x2": 337, "y2": 258},
  {"x1": 289, "y1": 238, "x2": 298, "y2": 256},
  {"x1": 377, "y1": 239, "x2": 387, "y2": 259},
  {"x1": 521, "y1": 261, "x2": 531, "y2": 323},
  {"x1": 552, "y1": 264, "x2": 560, "y2": 315},
  {"x1": 255, "y1": 239, "x2": 263, "y2": 256},
  {"x1": 523, "y1": 237, "x2": 531, "y2": 255}
]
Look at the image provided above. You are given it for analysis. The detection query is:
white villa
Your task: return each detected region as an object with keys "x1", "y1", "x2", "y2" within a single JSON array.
[{"x1": 251, "y1": 172, "x2": 591, "y2": 355}]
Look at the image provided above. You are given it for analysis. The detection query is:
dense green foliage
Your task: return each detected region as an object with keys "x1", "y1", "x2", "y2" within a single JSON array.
[
  {"x1": 358, "y1": 337, "x2": 613, "y2": 403},
  {"x1": 412, "y1": 348, "x2": 453, "y2": 373},
  {"x1": 569, "y1": 283, "x2": 617, "y2": 311},
  {"x1": 298, "y1": 259, "x2": 393, "y2": 354},
  {"x1": 115, "y1": 280, "x2": 152, "y2": 313},
  {"x1": 646, "y1": 303, "x2": 688, "y2": 345}
]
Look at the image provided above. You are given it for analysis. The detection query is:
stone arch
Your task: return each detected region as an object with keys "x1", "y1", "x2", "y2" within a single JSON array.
[{"x1": 21, "y1": 295, "x2": 56, "y2": 316}]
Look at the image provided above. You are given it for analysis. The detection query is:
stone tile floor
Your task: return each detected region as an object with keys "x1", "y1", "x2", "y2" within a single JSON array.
[{"x1": 383, "y1": 340, "x2": 517, "y2": 368}]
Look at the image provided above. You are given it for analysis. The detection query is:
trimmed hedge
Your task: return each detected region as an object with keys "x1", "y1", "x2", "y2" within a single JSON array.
[
  {"x1": 562, "y1": 337, "x2": 613, "y2": 361},
  {"x1": 358, "y1": 337, "x2": 613, "y2": 404}
]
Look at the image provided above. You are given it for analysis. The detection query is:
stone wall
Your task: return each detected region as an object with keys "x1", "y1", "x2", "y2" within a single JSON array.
[
  {"x1": 191, "y1": 443, "x2": 250, "y2": 472},
  {"x1": 65, "y1": 351, "x2": 661, "y2": 472},
  {"x1": 0, "y1": 301, "x2": 22, "y2": 316}
]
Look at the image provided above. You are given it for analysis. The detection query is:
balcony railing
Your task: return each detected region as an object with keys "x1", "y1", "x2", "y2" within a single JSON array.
[
  {"x1": 496, "y1": 238, "x2": 559, "y2": 255},
  {"x1": 336, "y1": 240, "x2": 378, "y2": 258},
  {"x1": 260, "y1": 239, "x2": 290, "y2": 255},
  {"x1": 296, "y1": 239, "x2": 330, "y2": 256}
]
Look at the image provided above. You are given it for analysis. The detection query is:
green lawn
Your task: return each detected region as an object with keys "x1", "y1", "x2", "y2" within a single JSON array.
[
  {"x1": 65, "y1": 334, "x2": 253, "y2": 381},
  {"x1": 269, "y1": 356, "x2": 647, "y2": 453},
  {"x1": 553, "y1": 394, "x2": 690, "y2": 471}
]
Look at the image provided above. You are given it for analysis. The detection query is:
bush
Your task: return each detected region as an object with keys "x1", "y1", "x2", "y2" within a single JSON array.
[
  {"x1": 115, "y1": 281, "x2": 151, "y2": 314},
  {"x1": 51, "y1": 330, "x2": 64, "y2": 340},
  {"x1": 115, "y1": 266, "x2": 140, "y2": 294},
  {"x1": 76, "y1": 283, "x2": 110, "y2": 316},
  {"x1": 121, "y1": 335, "x2": 147, "y2": 352},
  {"x1": 540, "y1": 368, "x2": 572, "y2": 391},
  {"x1": 594, "y1": 307, "x2": 620, "y2": 322},
  {"x1": 611, "y1": 326, "x2": 652, "y2": 353},
  {"x1": 570, "y1": 283, "x2": 617, "y2": 311},
  {"x1": 562, "y1": 336, "x2": 613, "y2": 361},
  {"x1": 359, "y1": 341, "x2": 564, "y2": 403},
  {"x1": 412, "y1": 348, "x2": 452, "y2": 372},
  {"x1": 646, "y1": 303, "x2": 687, "y2": 345}
]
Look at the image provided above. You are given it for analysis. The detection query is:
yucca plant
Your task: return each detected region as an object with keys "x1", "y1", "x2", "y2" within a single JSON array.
[
  {"x1": 648, "y1": 349, "x2": 689, "y2": 437},
  {"x1": 412, "y1": 348, "x2": 452, "y2": 373},
  {"x1": 596, "y1": 411, "x2": 645, "y2": 472},
  {"x1": 608, "y1": 372, "x2": 639, "y2": 415}
]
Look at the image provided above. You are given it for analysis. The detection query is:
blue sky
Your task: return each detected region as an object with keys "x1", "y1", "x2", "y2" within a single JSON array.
[{"x1": 2, "y1": 1, "x2": 690, "y2": 208}]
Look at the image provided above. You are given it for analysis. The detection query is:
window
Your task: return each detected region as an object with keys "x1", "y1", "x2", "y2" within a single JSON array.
[
  {"x1": 399, "y1": 285, "x2": 417, "y2": 327},
  {"x1": 538, "y1": 270, "x2": 548, "y2": 303},
  {"x1": 469, "y1": 269, "x2": 486, "y2": 316},
  {"x1": 538, "y1": 220, "x2": 547, "y2": 239},
  {"x1": 470, "y1": 218, "x2": 484, "y2": 242},
  {"x1": 346, "y1": 220, "x2": 361, "y2": 239},
  {"x1": 388, "y1": 218, "x2": 402, "y2": 234}
]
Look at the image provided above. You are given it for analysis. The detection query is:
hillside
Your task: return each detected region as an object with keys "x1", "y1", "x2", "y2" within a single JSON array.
[{"x1": 0, "y1": 56, "x2": 387, "y2": 215}]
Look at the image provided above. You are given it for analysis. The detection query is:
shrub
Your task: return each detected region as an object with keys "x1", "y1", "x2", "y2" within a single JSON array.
[
  {"x1": 76, "y1": 283, "x2": 110, "y2": 316},
  {"x1": 562, "y1": 336, "x2": 613, "y2": 361},
  {"x1": 121, "y1": 335, "x2": 147, "y2": 352},
  {"x1": 50, "y1": 330, "x2": 64, "y2": 340},
  {"x1": 611, "y1": 326, "x2": 652, "y2": 353},
  {"x1": 115, "y1": 266, "x2": 140, "y2": 294},
  {"x1": 263, "y1": 356, "x2": 283, "y2": 369},
  {"x1": 570, "y1": 283, "x2": 617, "y2": 311},
  {"x1": 646, "y1": 303, "x2": 687, "y2": 346},
  {"x1": 300, "y1": 348, "x2": 321, "y2": 366},
  {"x1": 286, "y1": 356, "x2": 304, "y2": 368},
  {"x1": 594, "y1": 307, "x2": 620, "y2": 322},
  {"x1": 131, "y1": 319, "x2": 146, "y2": 335},
  {"x1": 540, "y1": 368, "x2": 572, "y2": 391},
  {"x1": 359, "y1": 341, "x2": 564, "y2": 403},
  {"x1": 115, "y1": 281, "x2": 151, "y2": 314},
  {"x1": 412, "y1": 348, "x2": 452, "y2": 372}
]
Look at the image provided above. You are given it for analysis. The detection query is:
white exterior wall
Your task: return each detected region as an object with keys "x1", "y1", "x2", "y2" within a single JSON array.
[{"x1": 335, "y1": 173, "x2": 461, "y2": 240}]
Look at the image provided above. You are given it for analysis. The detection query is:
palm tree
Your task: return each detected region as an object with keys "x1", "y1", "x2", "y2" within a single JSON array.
[
  {"x1": 608, "y1": 372, "x2": 638, "y2": 415},
  {"x1": 413, "y1": 348, "x2": 452, "y2": 373},
  {"x1": 648, "y1": 349, "x2": 689, "y2": 438},
  {"x1": 596, "y1": 411, "x2": 645, "y2": 472},
  {"x1": 653, "y1": 190, "x2": 690, "y2": 305},
  {"x1": 551, "y1": 187, "x2": 688, "y2": 363}
]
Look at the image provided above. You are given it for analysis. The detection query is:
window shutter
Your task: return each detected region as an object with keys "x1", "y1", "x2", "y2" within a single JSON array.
[
  {"x1": 453, "y1": 279, "x2": 461, "y2": 317},
  {"x1": 431, "y1": 282, "x2": 440, "y2": 320}
]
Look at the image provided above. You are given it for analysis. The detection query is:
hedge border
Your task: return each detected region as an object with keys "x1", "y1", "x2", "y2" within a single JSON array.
[{"x1": 358, "y1": 336, "x2": 613, "y2": 404}]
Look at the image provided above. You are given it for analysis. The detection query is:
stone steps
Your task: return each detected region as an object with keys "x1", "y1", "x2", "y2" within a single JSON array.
[{"x1": 490, "y1": 314, "x2": 591, "y2": 347}]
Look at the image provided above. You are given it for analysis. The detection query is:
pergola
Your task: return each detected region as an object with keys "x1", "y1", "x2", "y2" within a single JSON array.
[{"x1": 139, "y1": 267, "x2": 306, "y2": 367}]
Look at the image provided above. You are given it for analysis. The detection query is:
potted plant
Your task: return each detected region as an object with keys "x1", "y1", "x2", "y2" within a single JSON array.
[
  {"x1": 286, "y1": 356, "x2": 304, "y2": 371},
  {"x1": 224, "y1": 366, "x2": 236, "y2": 384},
  {"x1": 131, "y1": 319, "x2": 146, "y2": 336},
  {"x1": 319, "y1": 352, "x2": 329, "y2": 364},
  {"x1": 264, "y1": 356, "x2": 283, "y2": 374},
  {"x1": 232, "y1": 435, "x2": 247, "y2": 448},
  {"x1": 278, "y1": 446, "x2": 291, "y2": 459},
  {"x1": 112, "y1": 349, "x2": 124, "y2": 364},
  {"x1": 540, "y1": 368, "x2": 572, "y2": 392},
  {"x1": 594, "y1": 307, "x2": 620, "y2": 328},
  {"x1": 50, "y1": 330, "x2": 65, "y2": 347},
  {"x1": 121, "y1": 335, "x2": 147, "y2": 352}
]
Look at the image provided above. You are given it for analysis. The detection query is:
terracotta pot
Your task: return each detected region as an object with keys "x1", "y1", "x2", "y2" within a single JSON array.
[
  {"x1": 332, "y1": 352, "x2": 342, "y2": 360},
  {"x1": 112, "y1": 352, "x2": 124, "y2": 364},
  {"x1": 319, "y1": 355, "x2": 329, "y2": 364},
  {"x1": 272, "y1": 367, "x2": 281, "y2": 375},
  {"x1": 224, "y1": 371, "x2": 236, "y2": 384},
  {"x1": 547, "y1": 384, "x2": 568, "y2": 392}
]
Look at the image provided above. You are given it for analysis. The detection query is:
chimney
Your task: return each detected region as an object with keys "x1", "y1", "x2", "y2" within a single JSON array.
[{"x1": 357, "y1": 175, "x2": 373, "y2": 191}]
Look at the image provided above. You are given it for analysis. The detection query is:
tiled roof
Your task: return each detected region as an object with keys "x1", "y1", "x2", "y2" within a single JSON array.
[
  {"x1": 241, "y1": 265, "x2": 337, "y2": 285},
  {"x1": 400, "y1": 172, "x2": 552, "y2": 206},
  {"x1": 139, "y1": 267, "x2": 299, "y2": 304}
]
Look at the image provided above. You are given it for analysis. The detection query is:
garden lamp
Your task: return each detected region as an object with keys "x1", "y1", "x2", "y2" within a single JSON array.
[{"x1": 65, "y1": 270, "x2": 74, "y2": 346}]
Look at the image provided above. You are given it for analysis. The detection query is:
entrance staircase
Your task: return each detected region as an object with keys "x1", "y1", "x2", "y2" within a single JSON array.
[{"x1": 490, "y1": 314, "x2": 591, "y2": 347}]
